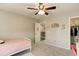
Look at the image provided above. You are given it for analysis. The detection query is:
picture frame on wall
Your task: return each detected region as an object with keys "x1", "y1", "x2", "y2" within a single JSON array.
[
  {"x1": 61, "y1": 24, "x2": 65, "y2": 29},
  {"x1": 51, "y1": 23, "x2": 59, "y2": 28}
]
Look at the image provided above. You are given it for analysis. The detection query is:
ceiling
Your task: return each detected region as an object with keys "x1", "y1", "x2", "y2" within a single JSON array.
[{"x1": 0, "y1": 3, "x2": 79, "y2": 20}]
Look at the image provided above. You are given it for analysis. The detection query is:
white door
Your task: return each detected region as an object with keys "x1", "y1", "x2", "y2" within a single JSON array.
[{"x1": 35, "y1": 23, "x2": 42, "y2": 43}]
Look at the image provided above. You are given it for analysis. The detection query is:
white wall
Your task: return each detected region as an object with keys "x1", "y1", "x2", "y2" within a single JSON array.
[
  {"x1": 0, "y1": 11, "x2": 37, "y2": 40},
  {"x1": 40, "y1": 11, "x2": 79, "y2": 50}
]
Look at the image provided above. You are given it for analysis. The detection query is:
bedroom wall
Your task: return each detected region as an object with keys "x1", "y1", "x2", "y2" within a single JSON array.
[
  {"x1": 0, "y1": 10, "x2": 37, "y2": 40},
  {"x1": 40, "y1": 11, "x2": 79, "y2": 50}
]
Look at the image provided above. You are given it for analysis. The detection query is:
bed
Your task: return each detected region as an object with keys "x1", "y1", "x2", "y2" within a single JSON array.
[{"x1": 0, "y1": 38, "x2": 31, "y2": 56}]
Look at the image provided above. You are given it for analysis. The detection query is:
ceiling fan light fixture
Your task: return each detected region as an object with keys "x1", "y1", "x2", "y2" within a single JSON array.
[
  {"x1": 38, "y1": 10, "x2": 45, "y2": 15},
  {"x1": 27, "y1": 3, "x2": 56, "y2": 15}
]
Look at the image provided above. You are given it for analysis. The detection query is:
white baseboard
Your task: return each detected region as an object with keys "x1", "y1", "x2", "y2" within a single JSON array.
[{"x1": 43, "y1": 41, "x2": 70, "y2": 51}]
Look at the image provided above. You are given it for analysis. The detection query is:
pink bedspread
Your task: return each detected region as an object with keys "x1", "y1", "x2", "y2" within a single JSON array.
[{"x1": 0, "y1": 38, "x2": 31, "y2": 56}]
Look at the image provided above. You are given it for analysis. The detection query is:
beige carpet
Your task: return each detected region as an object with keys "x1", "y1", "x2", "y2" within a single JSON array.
[
  {"x1": 14, "y1": 41, "x2": 72, "y2": 56},
  {"x1": 32, "y1": 42, "x2": 72, "y2": 56}
]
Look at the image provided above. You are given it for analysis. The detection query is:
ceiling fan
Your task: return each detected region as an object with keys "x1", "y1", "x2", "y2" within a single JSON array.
[{"x1": 27, "y1": 3, "x2": 56, "y2": 15}]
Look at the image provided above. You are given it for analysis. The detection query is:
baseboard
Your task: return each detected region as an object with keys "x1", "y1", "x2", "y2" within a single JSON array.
[{"x1": 43, "y1": 41, "x2": 70, "y2": 51}]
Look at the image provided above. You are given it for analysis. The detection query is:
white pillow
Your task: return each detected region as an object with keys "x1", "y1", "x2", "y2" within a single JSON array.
[{"x1": 0, "y1": 40, "x2": 5, "y2": 44}]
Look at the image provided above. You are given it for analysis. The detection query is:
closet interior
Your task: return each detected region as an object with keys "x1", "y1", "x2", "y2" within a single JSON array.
[{"x1": 70, "y1": 17, "x2": 79, "y2": 55}]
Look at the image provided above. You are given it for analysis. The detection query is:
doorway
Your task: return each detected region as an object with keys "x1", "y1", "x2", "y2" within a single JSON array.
[
  {"x1": 35, "y1": 23, "x2": 46, "y2": 43},
  {"x1": 70, "y1": 17, "x2": 79, "y2": 55}
]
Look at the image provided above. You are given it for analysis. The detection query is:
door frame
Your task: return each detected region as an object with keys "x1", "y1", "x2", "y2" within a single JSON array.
[{"x1": 69, "y1": 16, "x2": 79, "y2": 48}]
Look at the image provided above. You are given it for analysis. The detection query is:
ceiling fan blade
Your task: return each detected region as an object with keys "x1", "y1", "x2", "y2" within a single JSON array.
[
  {"x1": 45, "y1": 12, "x2": 49, "y2": 15},
  {"x1": 35, "y1": 12, "x2": 38, "y2": 15},
  {"x1": 45, "y1": 6, "x2": 56, "y2": 10},
  {"x1": 27, "y1": 7, "x2": 38, "y2": 10}
]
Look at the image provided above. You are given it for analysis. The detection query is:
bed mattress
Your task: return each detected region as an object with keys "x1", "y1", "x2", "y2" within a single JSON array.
[{"x1": 0, "y1": 38, "x2": 31, "y2": 56}]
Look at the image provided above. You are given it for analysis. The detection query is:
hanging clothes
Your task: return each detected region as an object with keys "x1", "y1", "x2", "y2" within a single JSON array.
[
  {"x1": 74, "y1": 27, "x2": 77, "y2": 36},
  {"x1": 71, "y1": 26, "x2": 78, "y2": 36},
  {"x1": 71, "y1": 27, "x2": 74, "y2": 36},
  {"x1": 77, "y1": 26, "x2": 79, "y2": 36}
]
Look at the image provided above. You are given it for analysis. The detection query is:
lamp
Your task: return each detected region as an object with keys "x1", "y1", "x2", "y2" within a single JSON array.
[{"x1": 38, "y1": 10, "x2": 45, "y2": 15}]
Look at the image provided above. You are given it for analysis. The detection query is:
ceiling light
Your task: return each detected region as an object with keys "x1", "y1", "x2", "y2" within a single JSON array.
[{"x1": 38, "y1": 10, "x2": 45, "y2": 15}]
